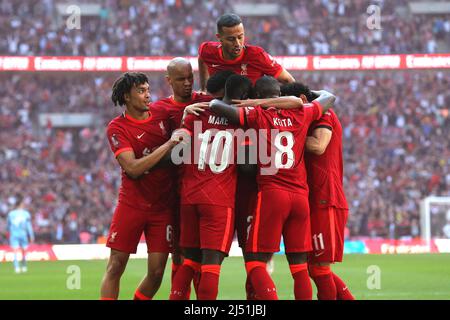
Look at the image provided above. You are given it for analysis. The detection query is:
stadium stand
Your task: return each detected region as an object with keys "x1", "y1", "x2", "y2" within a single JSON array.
[{"x1": 0, "y1": 0, "x2": 449, "y2": 56}]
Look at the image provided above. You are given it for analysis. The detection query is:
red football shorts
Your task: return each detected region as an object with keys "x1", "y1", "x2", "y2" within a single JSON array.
[
  {"x1": 246, "y1": 189, "x2": 312, "y2": 253},
  {"x1": 180, "y1": 204, "x2": 234, "y2": 254},
  {"x1": 308, "y1": 206, "x2": 349, "y2": 264},
  {"x1": 235, "y1": 189, "x2": 257, "y2": 248},
  {"x1": 106, "y1": 201, "x2": 174, "y2": 254}
]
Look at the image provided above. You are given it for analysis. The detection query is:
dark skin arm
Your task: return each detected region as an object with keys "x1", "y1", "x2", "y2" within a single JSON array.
[
  {"x1": 232, "y1": 90, "x2": 336, "y2": 113},
  {"x1": 208, "y1": 99, "x2": 242, "y2": 125},
  {"x1": 232, "y1": 96, "x2": 303, "y2": 109}
]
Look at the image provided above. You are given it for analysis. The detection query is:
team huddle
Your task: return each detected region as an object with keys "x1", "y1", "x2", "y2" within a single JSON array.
[{"x1": 100, "y1": 14, "x2": 354, "y2": 301}]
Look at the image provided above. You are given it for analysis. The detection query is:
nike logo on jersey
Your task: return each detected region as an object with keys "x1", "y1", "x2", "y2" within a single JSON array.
[
  {"x1": 137, "y1": 132, "x2": 145, "y2": 139},
  {"x1": 212, "y1": 64, "x2": 221, "y2": 68},
  {"x1": 314, "y1": 252, "x2": 324, "y2": 257}
]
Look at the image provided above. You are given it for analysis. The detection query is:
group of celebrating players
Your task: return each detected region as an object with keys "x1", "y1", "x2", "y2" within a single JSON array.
[{"x1": 100, "y1": 13, "x2": 355, "y2": 301}]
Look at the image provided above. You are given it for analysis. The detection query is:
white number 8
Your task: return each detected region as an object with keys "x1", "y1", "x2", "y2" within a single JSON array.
[{"x1": 274, "y1": 131, "x2": 294, "y2": 169}]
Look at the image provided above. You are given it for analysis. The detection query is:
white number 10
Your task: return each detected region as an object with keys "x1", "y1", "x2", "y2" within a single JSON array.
[{"x1": 198, "y1": 130, "x2": 233, "y2": 173}]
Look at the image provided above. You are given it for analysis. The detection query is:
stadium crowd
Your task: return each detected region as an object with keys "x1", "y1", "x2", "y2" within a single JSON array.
[
  {"x1": 0, "y1": 0, "x2": 449, "y2": 56},
  {"x1": 0, "y1": 69, "x2": 449, "y2": 244}
]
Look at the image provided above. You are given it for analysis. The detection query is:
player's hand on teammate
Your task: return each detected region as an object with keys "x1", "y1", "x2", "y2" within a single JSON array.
[
  {"x1": 181, "y1": 102, "x2": 209, "y2": 125},
  {"x1": 231, "y1": 99, "x2": 260, "y2": 108},
  {"x1": 184, "y1": 102, "x2": 210, "y2": 116}
]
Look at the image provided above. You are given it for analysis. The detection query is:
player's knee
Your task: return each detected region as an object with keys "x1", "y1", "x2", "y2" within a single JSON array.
[
  {"x1": 201, "y1": 249, "x2": 225, "y2": 265},
  {"x1": 286, "y1": 252, "x2": 308, "y2": 265},
  {"x1": 106, "y1": 258, "x2": 127, "y2": 278},
  {"x1": 183, "y1": 247, "x2": 202, "y2": 263},
  {"x1": 171, "y1": 252, "x2": 183, "y2": 265},
  {"x1": 147, "y1": 266, "x2": 165, "y2": 283}
]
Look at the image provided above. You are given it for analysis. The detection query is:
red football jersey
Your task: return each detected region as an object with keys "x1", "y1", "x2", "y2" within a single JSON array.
[
  {"x1": 305, "y1": 109, "x2": 348, "y2": 209},
  {"x1": 242, "y1": 101, "x2": 323, "y2": 195},
  {"x1": 180, "y1": 110, "x2": 240, "y2": 208},
  {"x1": 106, "y1": 111, "x2": 175, "y2": 212},
  {"x1": 199, "y1": 41, "x2": 283, "y2": 84},
  {"x1": 150, "y1": 92, "x2": 213, "y2": 134}
]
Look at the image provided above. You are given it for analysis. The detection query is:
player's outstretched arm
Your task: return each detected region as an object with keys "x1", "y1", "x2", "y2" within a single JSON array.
[
  {"x1": 232, "y1": 96, "x2": 303, "y2": 109},
  {"x1": 198, "y1": 57, "x2": 209, "y2": 93},
  {"x1": 209, "y1": 99, "x2": 242, "y2": 125},
  {"x1": 116, "y1": 139, "x2": 179, "y2": 179},
  {"x1": 311, "y1": 90, "x2": 336, "y2": 113},
  {"x1": 306, "y1": 127, "x2": 332, "y2": 155}
]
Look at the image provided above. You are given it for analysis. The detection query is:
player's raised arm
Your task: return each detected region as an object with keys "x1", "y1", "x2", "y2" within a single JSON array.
[{"x1": 311, "y1": 90, "x2": 336, "y2": 113}]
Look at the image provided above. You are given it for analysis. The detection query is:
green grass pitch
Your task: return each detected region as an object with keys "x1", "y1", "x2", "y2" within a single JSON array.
[{"x1": 1, "y1": 254, "x2": 450, "y2": 300}]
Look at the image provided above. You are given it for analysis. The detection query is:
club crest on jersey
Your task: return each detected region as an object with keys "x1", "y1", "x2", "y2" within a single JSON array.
[
  {"x1": 109, "y1": 231, "x2": 117, "y2": 243},
  {"x1": 240, "y1": 63, "x2": 248, "y2": 76},
  {"x1": 111, "y1": 134, "x2": 119, "y2": 147}
]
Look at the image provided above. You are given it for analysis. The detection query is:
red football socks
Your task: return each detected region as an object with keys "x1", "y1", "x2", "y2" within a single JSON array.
[
  {"x1": 309, "y1": 265, "x2": 336, "y2": 300},
  {"x1": 245, "y1": 275, "x2": 257, "y2": 300},
  {"x1": 197, "y1": 264, "x2": 221, "y2": 300},
  {"x1": 332, "y1": 272, "x2": 355, "y2": 300},
  {"x1": 245, "y1": 261, "x2": 278, "y2": 300},
  {"x1": 193, "y1": 269, "x2": 201, "y2": 298},
  {"x1": 169, "y1": 259, "x2": 200, "y2": 300},
  {"x1": 290, "y1": 263, "x2": 312, "y2": 300},
  {"x1": 171, "y1": 262, "x2": 180, "y2": 282}
]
